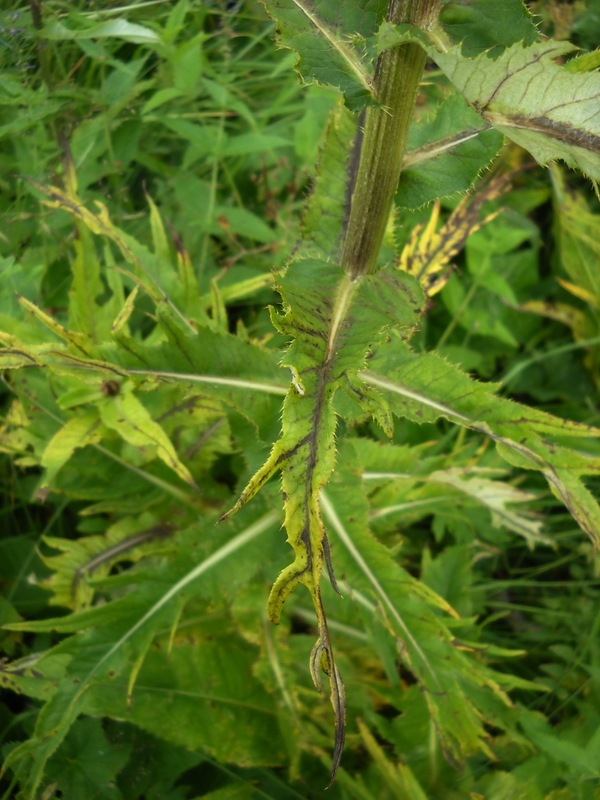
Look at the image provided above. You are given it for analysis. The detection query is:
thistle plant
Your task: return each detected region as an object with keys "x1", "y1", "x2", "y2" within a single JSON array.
[{"x1": 1, "y1": 0, "x2": 599, "y2": 796}]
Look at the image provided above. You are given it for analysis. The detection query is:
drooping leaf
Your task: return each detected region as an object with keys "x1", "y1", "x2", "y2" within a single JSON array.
[
  {"x1": 420, "y1": 468, "x2": 548, "y2": 547},
  {"x1": 221, "y1": 258, "x2": 424, "y2": 780}
]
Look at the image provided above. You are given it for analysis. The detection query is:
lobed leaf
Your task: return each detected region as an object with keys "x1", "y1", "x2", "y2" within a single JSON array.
[
  {"x1": 2, "y1": 510, "x2": 280, "y2": 799},
  {"x1": 221, "y1": 258, "x2": 424, "y2": 779},
  {"x1": 379, "y1": 29, "x2": 600, "y2": 183},
  {"x1": 363, "y1": 340, "x2": 600, "y2": 544},
  {"x1": 260, "y1": 0, "x2": 386, "y2": 107}
]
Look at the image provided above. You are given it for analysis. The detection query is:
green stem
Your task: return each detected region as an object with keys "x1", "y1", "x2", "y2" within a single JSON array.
[{"x1": 340, "y1": 0, "x2": 440, "y2": 277}]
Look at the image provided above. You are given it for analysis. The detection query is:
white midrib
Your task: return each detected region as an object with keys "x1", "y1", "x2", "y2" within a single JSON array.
[
  {"x1": 321, "y1": 490, "x2": 437, "y2": 682},
  {"x1": 291, "y1": 0, "x2": 373, "y2": 95},
  {"x1": 128, "y1": 368, "x2": 288, "y2": 396}
]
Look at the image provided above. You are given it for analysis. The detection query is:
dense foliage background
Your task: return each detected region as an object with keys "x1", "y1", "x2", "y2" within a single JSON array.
[{"x1": 1, "y1": 0, "x2": 599, "y2": 798}]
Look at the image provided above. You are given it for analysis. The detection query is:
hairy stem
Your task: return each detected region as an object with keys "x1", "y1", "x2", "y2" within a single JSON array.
[{"x1": 340, "y1": 0, "x2": 440, "y2": 277}]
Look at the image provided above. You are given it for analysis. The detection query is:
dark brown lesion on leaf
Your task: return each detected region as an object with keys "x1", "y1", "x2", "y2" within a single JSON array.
[
  {"x1": 323, "y1": 533, "x2": 341, "y2": 595},
  {"x1": 487, "y1": 113, "x2": 600, "y2": 153}
]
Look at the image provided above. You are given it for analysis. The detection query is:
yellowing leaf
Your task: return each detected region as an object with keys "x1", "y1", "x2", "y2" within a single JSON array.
[
  {"x1": 222, "y1": 258, "x2": 424, "y2": 780},
  {"x1": 98, "y1": 384, "x2": 196, "y2": 487},
  {"x1": 40, "y1": 410, "x2": 103, "y2": 491}
]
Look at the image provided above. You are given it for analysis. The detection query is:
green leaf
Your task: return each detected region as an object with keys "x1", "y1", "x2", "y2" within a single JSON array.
[
  {"x1": 260, "y1": 0, "x2": 384, "y2": 107},
  {"x1": 322, "y1": 447, "x2": 540, "y2": 766},
  {"x1": 42, "y1": 717, "x2": 130, "y2": 800},
  {"x1": 68, "y1": 226, "x2": 109, "y2": 343},
  {"x1": 213, "y1": 206, "x2": 278, "y2": 244},
  {"x1": 40, "y1": 514, "x2": 173, "y2": 610},
  {"x1": 379, "y1": 31, "x2": 600, "y2": 182},
  {"x1": 2, "y1": 510, "x2": 280, "y2": 799},
  {"x1": 34, "y1": 181, "x2": 209, "y2": 327},
  {"x1": 40, "y1": 410, "x2": 103, "y2": 491},
  {"x1": 101, "y1": 328, "x2": 286, "y2": 442},
  {"x1": 84, "y1": 637, "x2": 288, "y2": 767},
  {"x1": 41, "y1": 19, "x2": 161, "y2": 45},
  {"x1": 399, "y1": 93, "x2": 503, "y2": 208},
  {"x1": 222, "y1": 258, "x2": 424, "y2": 780},
  {"x1": 431, "y1": 40, "x2": 600, "y2": 182},
  {"x1": 97, "y1": 382, "x2": 197, "y2": 488},
  {"x1": 298, "y1": 100, "x2": 359, "y2": 261},
  {"x1": 440, "y1": 0, "x2": 538, "y2": 57},
  {"x1": 362, "y1": 342, "x2": 600, "y2": 543},
  {"x1": 424, "y1": 468, "x2": 549, "y2": 547}
]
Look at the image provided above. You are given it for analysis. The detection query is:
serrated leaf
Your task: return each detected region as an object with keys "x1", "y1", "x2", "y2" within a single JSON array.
[
  {"x1": 433, "y1": 41, "x2": 600, "y2": 181},
  {"x1": 322, "y1": 448, "x2": 533, "y2": 766},
  {"x1": 100, "y1": 326, "x2": 286, "y2": 442},
  {"x1": 87, "y1": 637, "x2": 287, "y2": 766},
  {"x1": 398, "y1": 93, "x2": 503, "y2": 208},
  {"x1": 380, "y1": 30, "x2": 600, "y2": 182},
  {"x1": 98, "y1": 383, "x2": 196, "y2": 488},
  {"x1": 425, "y1": 468, "x2": 548, "y2": 547},
  {"x1": 2, "y1": 510, "x2": 279, "y2": 800},
  {"x1": 221, "y1": 258, "x2": 424, "y2": 779},
  {"x1": 33, "y1": 181, "x2": 209, "y2": 327},
  {"x1": 260, "y1": 0, "x2": 383, "y2": 107},
  {"x1": 40, "y1": 515, "x2": 173, "y2": 610},
  {"x1": 362, "y1": 341, "x2": 600, "y2": 544}
]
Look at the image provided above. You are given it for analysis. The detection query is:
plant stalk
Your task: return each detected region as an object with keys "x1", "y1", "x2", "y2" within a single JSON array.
[{"x1": 340, "y1": 0, "x2": 440, "y2": 277}]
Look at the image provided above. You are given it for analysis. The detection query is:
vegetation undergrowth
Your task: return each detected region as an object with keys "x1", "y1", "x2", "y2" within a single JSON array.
[{"x1": 0, "y1": 0, "x2": 599, "y2": 798}]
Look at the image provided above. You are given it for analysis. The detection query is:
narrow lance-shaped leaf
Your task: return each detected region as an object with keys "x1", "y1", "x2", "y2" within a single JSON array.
[{"x1": 221, "y1": 258, "x2": 424, "y2": 780}]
